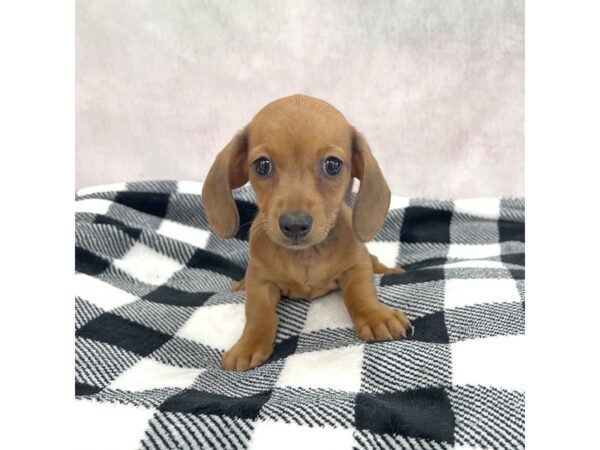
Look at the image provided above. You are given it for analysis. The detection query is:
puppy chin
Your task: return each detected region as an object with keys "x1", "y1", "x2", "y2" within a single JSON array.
[
  {"x1": 279, "y1": 239, "x2": 314, "y2": 250},
  {"x1": 275, "y1": 230, "x2": 333, "y2": 250}
]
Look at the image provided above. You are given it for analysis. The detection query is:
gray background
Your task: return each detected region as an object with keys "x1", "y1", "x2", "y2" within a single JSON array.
[{"x1": 76, "y1": 0, "x2": 523, "y2": 198}]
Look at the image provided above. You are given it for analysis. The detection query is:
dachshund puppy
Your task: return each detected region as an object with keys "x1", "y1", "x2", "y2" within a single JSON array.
[{"x1": 202, "y1": 94, "x2": 411, "y2": 371}]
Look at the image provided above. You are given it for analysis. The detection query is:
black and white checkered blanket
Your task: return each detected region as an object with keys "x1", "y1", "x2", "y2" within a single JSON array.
[{"x1": 75, "y1": 180, "x2": 525, "y2": 450}]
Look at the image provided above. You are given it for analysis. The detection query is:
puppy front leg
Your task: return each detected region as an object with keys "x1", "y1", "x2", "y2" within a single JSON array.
[
  {"x1": 340, "y1": 267, "x2": 411, "y2": 341},
  {"x1": 221, "y1": 279, "x2": 280, "y2": 371}
]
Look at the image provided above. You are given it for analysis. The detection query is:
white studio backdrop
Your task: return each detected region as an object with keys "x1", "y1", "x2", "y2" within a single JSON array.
[{"x1": 76, "y1": 0, "x2": 524, "y2": 198}]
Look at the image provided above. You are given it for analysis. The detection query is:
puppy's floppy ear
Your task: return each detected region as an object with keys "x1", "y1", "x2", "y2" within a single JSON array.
[
  {"x1": 201, "y1": 127, "x2": 249, "y2": 239},
  {"x1": 351, "y1": 128, "x2": 391, "y2": 242}
]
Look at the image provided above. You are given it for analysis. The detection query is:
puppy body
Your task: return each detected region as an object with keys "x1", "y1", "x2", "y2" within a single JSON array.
[{"x1": 202, "y1": 95, "x2": 410, "y2": 371}]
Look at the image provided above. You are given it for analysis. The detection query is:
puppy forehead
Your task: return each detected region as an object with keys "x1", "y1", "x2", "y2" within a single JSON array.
[{"x1": 247, "y1": 95, "x2": 352, "y2": 155}]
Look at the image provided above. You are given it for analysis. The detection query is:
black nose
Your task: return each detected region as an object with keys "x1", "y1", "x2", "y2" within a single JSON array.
[{"x1": 279, "y1": 212, "x2": 313, "y2": 239}]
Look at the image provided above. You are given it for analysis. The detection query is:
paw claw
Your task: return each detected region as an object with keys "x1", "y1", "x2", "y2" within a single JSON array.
[
  {"x1": 354, "y1": 306, "x2": 411, "y2": 342},
  {"x1": 358, "y1": 325, "x2": 375, "y2": 341}
]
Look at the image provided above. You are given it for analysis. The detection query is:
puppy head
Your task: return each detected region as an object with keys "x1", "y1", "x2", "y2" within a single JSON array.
[{"x1": 202, "y1": 94, "x2": 391, "y2": 246}]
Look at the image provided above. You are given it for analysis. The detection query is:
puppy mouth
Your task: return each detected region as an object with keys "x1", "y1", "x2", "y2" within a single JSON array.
[
  {"x1": 278, "y1": 225, "x2": 336, "y2": 250},
  {"x1": 281, "y1": 238, "x2": 314, "y2": 250}
]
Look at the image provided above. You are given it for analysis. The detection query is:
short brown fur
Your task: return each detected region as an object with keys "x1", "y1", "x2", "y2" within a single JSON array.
[{"x1": 202, "y1": 94, "x2": 410, "y2": 371}]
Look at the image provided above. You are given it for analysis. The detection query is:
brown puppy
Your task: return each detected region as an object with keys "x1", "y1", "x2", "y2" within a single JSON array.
[{"x1": 202, "y1": 94, "x2": 411, "y2": 372}]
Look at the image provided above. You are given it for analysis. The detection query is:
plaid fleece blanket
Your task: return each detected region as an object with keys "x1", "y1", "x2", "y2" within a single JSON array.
[{"x1": 75, "y1": 180, "x2": 525, "y2": 450}]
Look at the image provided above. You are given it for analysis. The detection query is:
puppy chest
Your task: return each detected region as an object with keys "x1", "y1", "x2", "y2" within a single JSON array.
[
  {"x1": 279, "y1": 278, "x2": 339, "y2": 300},
  {"x1": 274, "y1": 265, "x2": 340, "y2": 300}
]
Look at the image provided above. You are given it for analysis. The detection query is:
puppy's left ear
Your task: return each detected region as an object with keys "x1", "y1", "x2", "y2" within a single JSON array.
[
  {"x1": 351, "y1": 128, "x2": 391, "y2": 241},
  {"x1": 201, "y1": 127, "x2": 249, "y2": 239}
]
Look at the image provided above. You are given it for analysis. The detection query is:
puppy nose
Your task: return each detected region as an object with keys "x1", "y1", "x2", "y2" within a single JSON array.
[{"x1": 279, "y1": 212, "x2": 313, "y2": 239}]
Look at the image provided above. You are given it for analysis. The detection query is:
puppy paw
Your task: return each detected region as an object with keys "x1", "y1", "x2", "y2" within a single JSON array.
[
  {"x1": 221, "y1": 339, "x2": 273, "y2": 372},
  {"x1": 353, "y1": 306, "x2": 412, "y2": 341}
]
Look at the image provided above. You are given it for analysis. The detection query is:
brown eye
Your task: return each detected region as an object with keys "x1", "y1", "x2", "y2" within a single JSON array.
[
  {"x1": 253, "y1": 157, "x2": 272, "y2": 177},
  {"x1": 323, "y1": 157, "x2": 343, "y2": 176}
]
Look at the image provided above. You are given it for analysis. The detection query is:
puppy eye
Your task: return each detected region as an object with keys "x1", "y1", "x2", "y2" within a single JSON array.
[
  {"x1": 322, "y1": 157, "x2": 343, "y2": 176},
  {"x1": 253, "y1": 157, "x2": 272, "y2": 177}
]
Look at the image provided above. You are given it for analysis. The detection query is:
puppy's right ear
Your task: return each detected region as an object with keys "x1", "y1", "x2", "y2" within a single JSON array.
[{"x1": 201, "y1": 127, "x2": 249, "y2": 239}]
